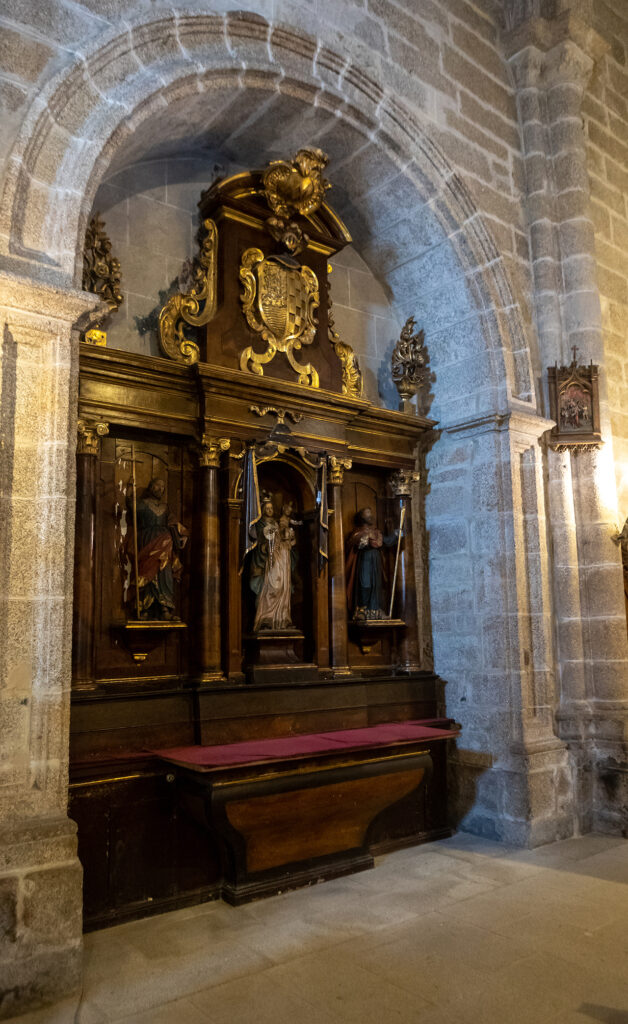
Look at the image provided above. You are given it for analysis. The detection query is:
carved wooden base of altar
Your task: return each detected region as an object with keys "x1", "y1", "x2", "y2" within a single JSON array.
[{"x1": 70, "y1": 149, "x2": 450, "y2": 930}]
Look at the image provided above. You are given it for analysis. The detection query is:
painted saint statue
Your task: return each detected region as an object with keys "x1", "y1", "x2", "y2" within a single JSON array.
[
  {"x1": 128, "y1": 477, "x2": 188, "y2": 620},
  {"x1": 250, "y1": 497, "x2": 300, "y2": 631},
  {"x1": 345, "y1": 506, "x2": 396, "y2": 621}
]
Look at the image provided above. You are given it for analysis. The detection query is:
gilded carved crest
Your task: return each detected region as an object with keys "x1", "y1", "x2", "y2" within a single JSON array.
[
  {"x1": 158, "y1": 218, "x2": 218, "y2": 365},
  {"x1": 262, "y1": 149, "x2": 330, "y2": 219},
  {"x1": 239, "y1": 248, "x2": 320, "y2": 388}
]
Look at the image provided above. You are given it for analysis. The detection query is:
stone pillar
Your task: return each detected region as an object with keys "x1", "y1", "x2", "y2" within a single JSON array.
[
  {"x1": 0, "y1": 272, "x2": 99, "y2": 1016},
  {"x1": 389, "y1": 468, "x2": 421, "y2": 673},
  {"x1": 72, "y1": 419, "x2": 109, "y2": 690},
  {"x1": 193, "y1": 435, "x2": 230, "y2": 684},
  {"x1": 327, "y1": 455, "x2": 351, "y2": 676},
  {"x1": 507, "y1": 19, "x2": 627, "y2": 835}
]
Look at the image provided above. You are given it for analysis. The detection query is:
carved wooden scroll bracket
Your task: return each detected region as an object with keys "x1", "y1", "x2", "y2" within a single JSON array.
[{"x1": 159, "y1": 219, "x2": 218, "y2": 366}]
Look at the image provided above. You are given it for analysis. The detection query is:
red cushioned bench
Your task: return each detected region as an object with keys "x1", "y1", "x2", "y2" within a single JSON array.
[{"x1": 155, "y1": 718, "x2": 459, "y2": 904}]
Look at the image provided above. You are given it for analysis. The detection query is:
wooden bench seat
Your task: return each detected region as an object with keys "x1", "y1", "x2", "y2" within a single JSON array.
[{"x1": 155, "y1": 719, "x2": 459, "y2": 904}]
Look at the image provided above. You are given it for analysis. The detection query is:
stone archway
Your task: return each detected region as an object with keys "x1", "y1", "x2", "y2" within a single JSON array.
[{"x1": 0, "y1": 10, "x2": 569, "y2": 1015}]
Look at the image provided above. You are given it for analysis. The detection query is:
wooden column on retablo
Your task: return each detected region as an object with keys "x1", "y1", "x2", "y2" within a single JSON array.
[
  {"x1": 328, "y1": 456, "x2": 352, "y2": 676},
  {"x1": 390, "y1": 468, "x2": 421, "y2": 673},
  {"x1": 72, "y1": 419, "x2": 108, "y2": 690},
  {"x1": 193, "y1": 435, "x2": 230, "y2": 683},
  {"x1": 222, "y1": 450, "x2": 244, "y2": 682}
]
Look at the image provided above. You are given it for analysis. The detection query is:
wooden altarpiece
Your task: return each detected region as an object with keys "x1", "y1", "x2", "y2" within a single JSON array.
[{"x1": 70, "y1": 151, "x2": 456, "y2": 927}]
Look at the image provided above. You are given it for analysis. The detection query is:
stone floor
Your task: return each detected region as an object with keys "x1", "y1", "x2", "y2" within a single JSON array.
[{"x1": 8, "y1": 833, "x2": 628, "y2": 1024}]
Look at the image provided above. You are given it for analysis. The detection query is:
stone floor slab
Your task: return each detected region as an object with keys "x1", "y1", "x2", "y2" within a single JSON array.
[{"x1": 4, "y1": 833, "x2": 627, "y2": 1024}]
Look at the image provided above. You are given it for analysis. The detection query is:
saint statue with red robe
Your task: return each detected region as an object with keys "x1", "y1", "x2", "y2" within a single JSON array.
[{"x1": 128, "y1": 477, "x2": 188, "y2": 620}]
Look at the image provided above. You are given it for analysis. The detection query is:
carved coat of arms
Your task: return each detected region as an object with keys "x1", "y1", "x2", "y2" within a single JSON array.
[{"x1": 240, "y1": 248, "x2": 320, "y2": 388}]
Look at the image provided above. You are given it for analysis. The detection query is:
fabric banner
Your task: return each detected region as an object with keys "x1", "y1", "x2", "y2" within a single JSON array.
[{"x1": 239, "y1": 446, "x2": 261, "y2": 570}]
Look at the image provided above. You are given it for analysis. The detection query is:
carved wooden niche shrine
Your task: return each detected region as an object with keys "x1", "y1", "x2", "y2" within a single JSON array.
[{"x1": 72, "y1": 150, "x2": 446, "y2": 927}]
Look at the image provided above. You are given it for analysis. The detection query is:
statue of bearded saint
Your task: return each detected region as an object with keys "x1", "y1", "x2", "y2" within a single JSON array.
[
  {"x1": 127, "y1": 477, "x2": 189, "y2": 620},
  {"x1": 345, "y1": 506, "x2": 397, "y2": 621},
  {"x1": 249, "y1": 497, "x2": 300, "y2": 631}
]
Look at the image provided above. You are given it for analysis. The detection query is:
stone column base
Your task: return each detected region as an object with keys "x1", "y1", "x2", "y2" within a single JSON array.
[
  {"x1": 449, "y1": 742, "x2": 577, "y2": 847},
  {"x1": 0, "y1": 815, "x2": 83, "y2": 1020}
]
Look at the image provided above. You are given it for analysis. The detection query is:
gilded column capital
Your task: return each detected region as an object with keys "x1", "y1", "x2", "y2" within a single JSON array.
[
  {"x1": 390, "y1": 468, "x2": 420, "y2": 497},
  {"x1": 77, "y1": 419, "x2": 109, "y2": 456},
  {"x1": 198, "y1": 435, "x2": 231, "y2": 468},
  {"x1": 328, "y1": 455, "x2": 352, "y2": 485}
]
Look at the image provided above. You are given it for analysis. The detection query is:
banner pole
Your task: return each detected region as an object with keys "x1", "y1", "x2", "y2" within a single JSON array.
[{"x1": 388, "y1": 505, "x2": 406, "y2": 620}]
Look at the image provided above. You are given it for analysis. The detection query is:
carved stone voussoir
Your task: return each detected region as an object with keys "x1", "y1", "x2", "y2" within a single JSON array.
[
  {"x1": 198, "y1": 435, "x2": 231, "y2": 468},
  {"x1": 390, "y1": 468, "x2": 420, "y2": 497},
  {"x1": 77, "y1": 419, "x2": 109, "y2": 456},
  {"x1": 328, "y1": 455, "x2": 352, "y2": 485}
]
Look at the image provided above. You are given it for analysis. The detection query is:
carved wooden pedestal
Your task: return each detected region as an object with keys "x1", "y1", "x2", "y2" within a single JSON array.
[{"x1": 243, "y1": 630, "x2": 317, "y2": 683}]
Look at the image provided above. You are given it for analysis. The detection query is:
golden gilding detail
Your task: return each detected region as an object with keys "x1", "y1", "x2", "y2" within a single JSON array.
[
  {"x1": 262, "y1": 149, "x2": 330, "y2": 220},
  {"x1": 77, "y1": 419, "x2": 109, "y2": 456},
  {"x1": 84, "y1": 328, "x2": 108, "y2": 346},
  {"x1": 328, "y1": 455, "x2": 352, "y2": 485},
  {"x1": 198, "y1": 435, "x2": 231, "y2": 468},
  {"x1": 328, "y1": 305, "x2": 363, "y2": 400},
  {"x1": 159, "y1": 219, "x2": 218, "y2": 366},
  {"x1": 239, "y1": 247, "x2": 320, "y2": 388}
]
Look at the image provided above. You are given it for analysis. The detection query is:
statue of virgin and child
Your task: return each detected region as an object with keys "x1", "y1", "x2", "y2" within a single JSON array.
[{"x1": 249, "y1": 496, "x2": 301, "y2": 631}]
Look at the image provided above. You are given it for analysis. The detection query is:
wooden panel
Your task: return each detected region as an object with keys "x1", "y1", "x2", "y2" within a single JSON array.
[
  {"x1": 226, "y1": 767, "x2": 424, "y2": 872},
  {"x1": 70, "y1": 769, "x2": 220, "y2": 930}
]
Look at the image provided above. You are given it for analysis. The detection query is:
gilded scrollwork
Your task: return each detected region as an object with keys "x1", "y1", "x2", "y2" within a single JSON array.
[
  {"x1": 250, "y1": 406, "x2": 304, "y2": 428},
  {"x1": 328, "y1": 305, "x2": 363, "y2": 400},
  {"x1": 158, "y1": 218, "x2": 218, "y2": 366},
  {"x1": 239, "y1": 247, "x2": 320, "y2": 388}
]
